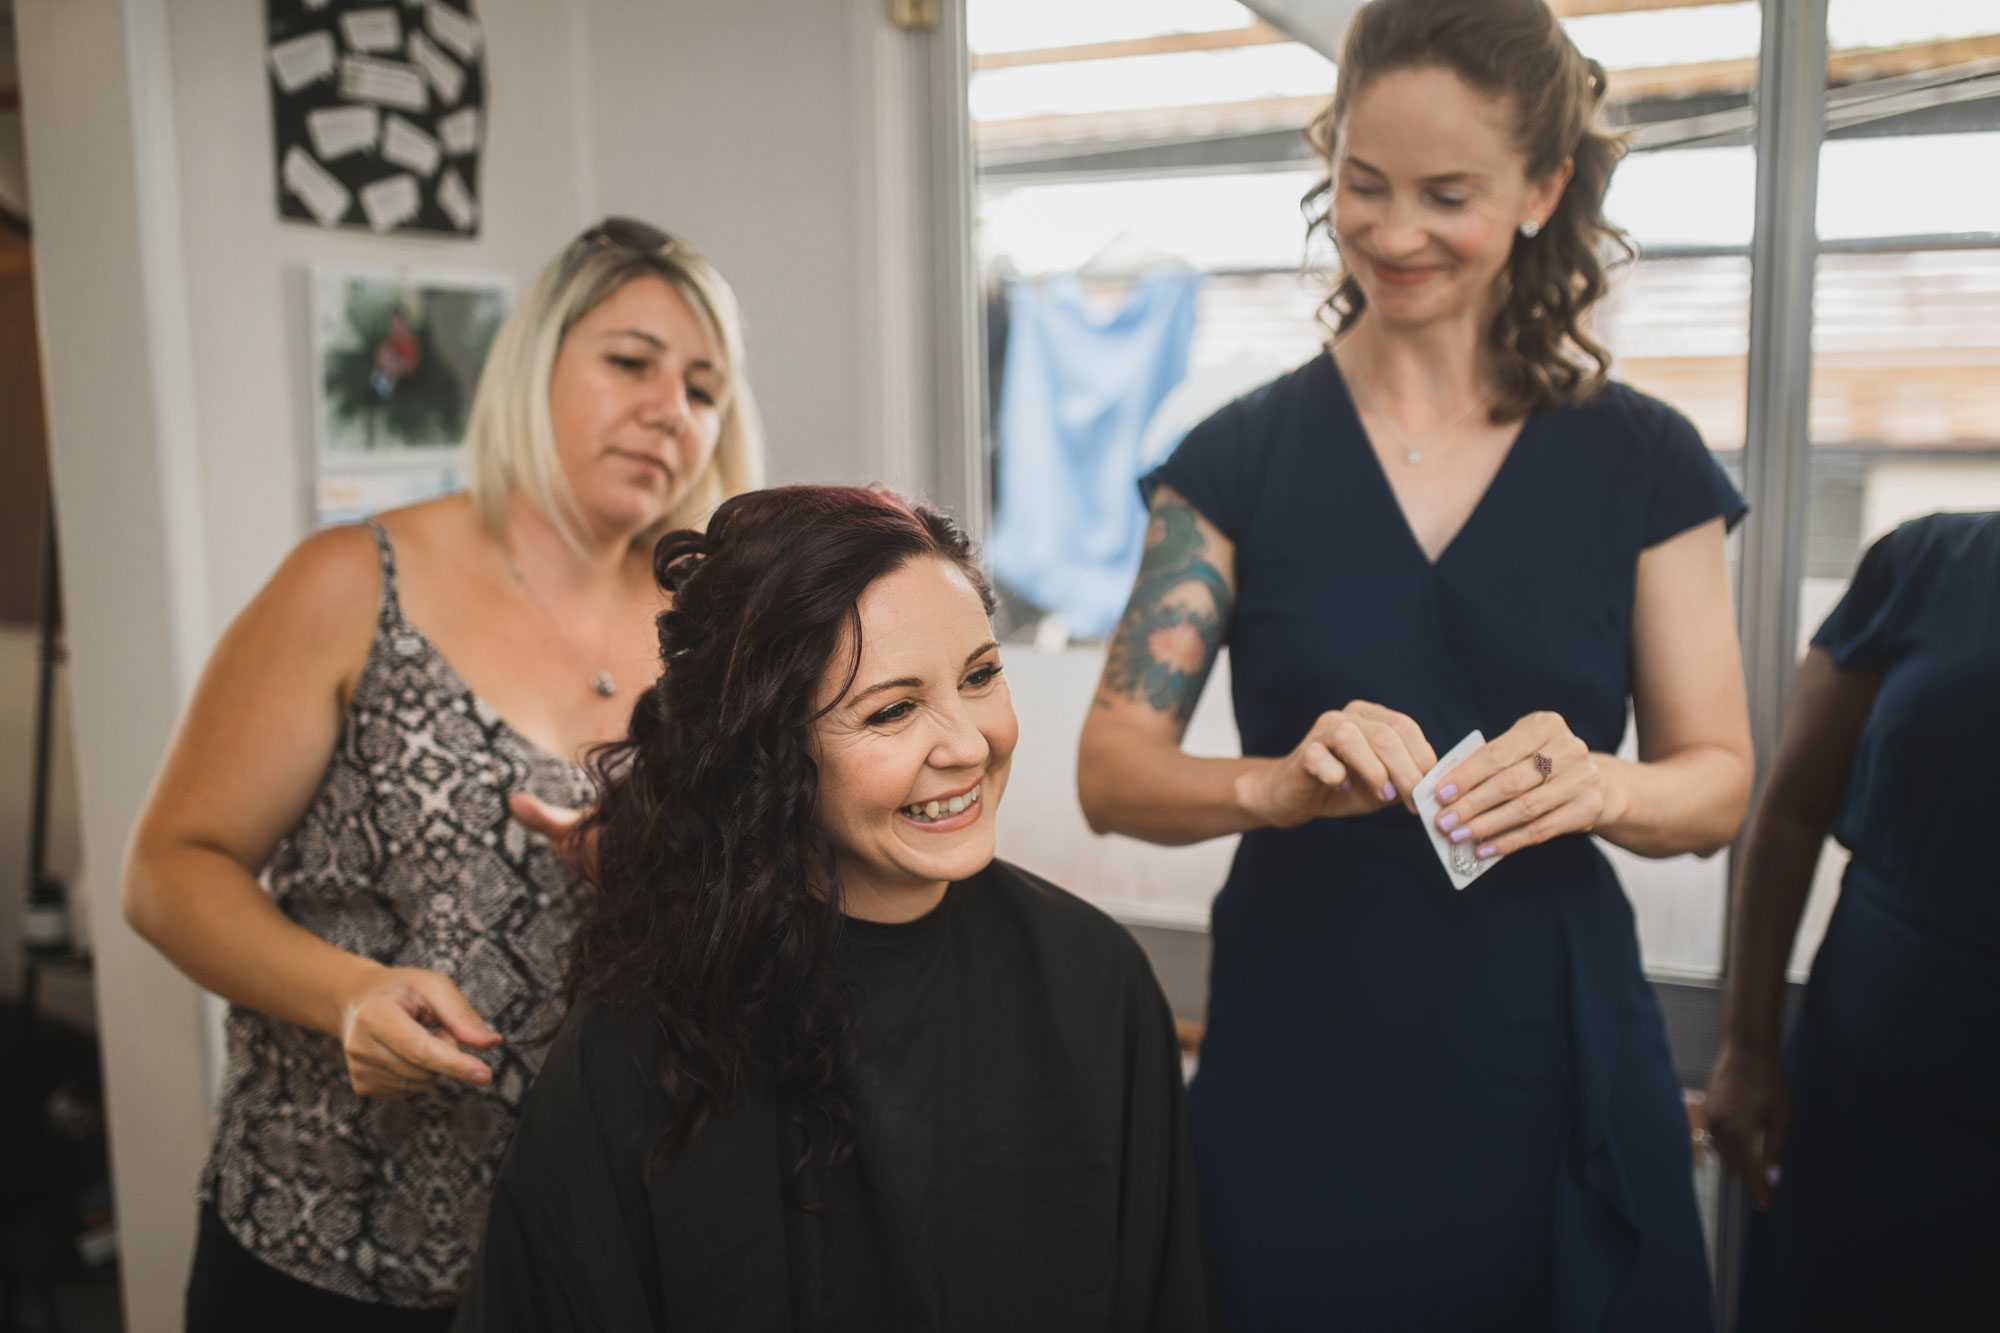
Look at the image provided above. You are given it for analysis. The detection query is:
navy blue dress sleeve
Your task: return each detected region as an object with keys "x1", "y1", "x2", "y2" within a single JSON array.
[
  {"x1": 1136, "y1": 364, "x2": 1304, "y2": 540},
  {"x1": 1810, "y1": 521, "x2": 1920, "y2": 672},
  {"x1": 1140, "y1": 393, "x2": 1263, "y2": 540},
  {"x1": 1638, "y1": 397, "x2": 1747, "y2": 548}
]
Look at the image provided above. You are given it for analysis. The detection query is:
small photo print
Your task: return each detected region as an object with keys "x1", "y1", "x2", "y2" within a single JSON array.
[
  {"x1": 313, "y1": 264, "x2": 508, "y2": 453},
  {"x1": 310, "y1": 263, "x2": 510, "y2": 524}
]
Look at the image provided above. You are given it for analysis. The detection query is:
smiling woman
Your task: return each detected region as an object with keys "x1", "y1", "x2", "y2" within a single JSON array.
[
  {"x1": 810, "y1": 557, "x2": 1017, "y2": 922},
  {"x1": 1075, "y1": 1, "x2": 1754, "y2": 1328},
  {"x1": 453, "y1": 486, "x2": 1210, "y2": 1332}
]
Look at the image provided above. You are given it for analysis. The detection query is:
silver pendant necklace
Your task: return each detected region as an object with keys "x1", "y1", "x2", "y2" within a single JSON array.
[
  {"x1": 506, "y1": 552, "x2": 622, "y2": 697},
  {"x1": 1341, "y1": 351, "x2": 1493, "y2": 465}
]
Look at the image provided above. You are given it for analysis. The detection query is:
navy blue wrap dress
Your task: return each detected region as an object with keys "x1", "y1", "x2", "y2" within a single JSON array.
[
  {"x1": 1738, "y1": 511, "x2": 2000, "y2": 1332},
  {"x1": 1144, "y1": 353, "x2": 1741, "y2": 1332}
]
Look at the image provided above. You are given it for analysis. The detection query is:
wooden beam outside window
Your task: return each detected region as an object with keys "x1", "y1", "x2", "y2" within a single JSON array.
[
  {"x1": 973, "y1": 93, "x2": 1326, "y2": 148},
  {"x1": 1549, "y1": 0, "x2": 1741, "y2": 16},
  {"x1": 1610, "y1": 32, "x2": 2000, "y2": 100},
  {"x1": 972, "y1": 22, "x2": 1291, "y2": 73},
  {"x1": 973, "y1": 32, "x2": 2000, "y2": 147}
]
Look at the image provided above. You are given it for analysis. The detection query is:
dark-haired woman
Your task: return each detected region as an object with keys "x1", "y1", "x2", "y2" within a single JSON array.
[
  {"x1": 1705, "y1": 512, "x2": 2000, "y2": 1331},
  {"x1": 1076, "y1": 0, "x2": 1752, "y2": 1328},
  {"x1": 453, "y1": 486, "x2": 1210, "y2": 1332}
]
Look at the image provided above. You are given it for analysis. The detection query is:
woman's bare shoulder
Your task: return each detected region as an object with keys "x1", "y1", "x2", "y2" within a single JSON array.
[
  {"x1": 262, "y1": 523, "x2": 385, "y2": 623},
  {"x1": 369, "y1": 492, "x2": 481, "y2": 560},
  {"x1": 210, "y1": 523, "x2": 384, "y2": 703}
]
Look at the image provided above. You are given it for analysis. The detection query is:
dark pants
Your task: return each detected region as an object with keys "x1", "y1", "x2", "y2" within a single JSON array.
[{"x1": 185, "y1": 1203, "x2": 456, "y2": 1333}]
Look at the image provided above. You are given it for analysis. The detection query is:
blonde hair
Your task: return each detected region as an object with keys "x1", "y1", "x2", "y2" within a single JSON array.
[
  {"x1": 463, "y1": 220, "x2": 765, "y2": 550},
  {"x1": 1303, "y1": 0, "x2": 1634, "y2": 421}
]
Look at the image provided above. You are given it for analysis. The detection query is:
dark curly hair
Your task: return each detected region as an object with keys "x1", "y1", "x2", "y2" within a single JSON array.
[
  {"x1": 1302, "y1": 0, "x2": 1634, "y2": 420},
  {"x1": 561, "y1": 484, "x2": 992, "y2": 1188}
]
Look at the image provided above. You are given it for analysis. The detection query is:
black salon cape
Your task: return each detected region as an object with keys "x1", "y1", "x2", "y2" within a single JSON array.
[{"x1": 452, "y1": 860, "x2": 1212, "y2": 1332}]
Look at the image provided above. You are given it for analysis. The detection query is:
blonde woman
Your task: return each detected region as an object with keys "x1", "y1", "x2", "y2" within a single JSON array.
[{"x1": 125, "y1": 218, "x2": 762, "y2": 1330}]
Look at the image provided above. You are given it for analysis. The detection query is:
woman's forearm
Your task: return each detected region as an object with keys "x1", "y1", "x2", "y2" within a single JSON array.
[
  {"x1": 1077, "y1": 724, "x2": 1275, "y2": 846},
  {"x1": 1717, "y1": 649, "x2": 1878, "y2": 1049},
  {"x1": 1719, "y1": 806, "x2": 1828, "y2": 1052},
  {"x1": 125, "y1": 840, "x2": 381, "y2": 1038},
  {"x1": 1591, "y1": 743, "x2": 1753, "y2": 859}
]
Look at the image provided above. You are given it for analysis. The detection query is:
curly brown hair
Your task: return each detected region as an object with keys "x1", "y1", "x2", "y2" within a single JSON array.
[
  {"x1": 563, "y1": 485, "x2": 993, "y2": 1191},
  {"x1": 1302, "y1": 0, "x2": 1634, "y2": 421}
]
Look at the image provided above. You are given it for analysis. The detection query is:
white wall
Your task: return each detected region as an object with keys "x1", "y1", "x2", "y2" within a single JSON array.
[
  {"x1": 17, "y1": 4, "x2": 219, "y2": 1323},
  {"x1": 582, "y1": 0, "x2": 864, "y2": 486},
  {"x1": 580, "y1": 0, "x2": 947, "y2": 496}
]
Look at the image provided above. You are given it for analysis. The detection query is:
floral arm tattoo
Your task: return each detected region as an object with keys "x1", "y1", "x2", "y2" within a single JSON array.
[{"x1": 1099, "y1": 498, "x2": 1233, "y2": 723}]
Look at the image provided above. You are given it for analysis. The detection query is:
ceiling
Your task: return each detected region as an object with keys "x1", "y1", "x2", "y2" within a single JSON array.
[{"x1": 1238, "y1": 0, "x2": 1368, "y2": 60}]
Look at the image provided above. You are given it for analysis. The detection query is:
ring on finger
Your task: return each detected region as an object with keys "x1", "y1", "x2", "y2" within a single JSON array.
[{"x1": 1531, "y1": 752, "x2": 1554, "y2": 785}]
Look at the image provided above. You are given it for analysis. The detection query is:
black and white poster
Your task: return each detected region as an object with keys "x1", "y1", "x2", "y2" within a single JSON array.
[{"x1": 266, "y1": 0, "x2": 486, "y2": 236}]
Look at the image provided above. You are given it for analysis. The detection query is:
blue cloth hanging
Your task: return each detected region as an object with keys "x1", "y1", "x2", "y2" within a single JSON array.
[{"x1": 989, "y1": 270, "x2": 1202, "y2": 638}]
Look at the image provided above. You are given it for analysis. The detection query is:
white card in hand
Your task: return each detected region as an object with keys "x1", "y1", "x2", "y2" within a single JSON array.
[{"x1": 1413, "y1": 730, "x2": 1501, "y2": 890}]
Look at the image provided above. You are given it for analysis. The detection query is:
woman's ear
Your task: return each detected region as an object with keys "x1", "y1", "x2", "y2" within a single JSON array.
[{"x1": 1528, "y1": 156, "x2": 1576, "y2": 228}]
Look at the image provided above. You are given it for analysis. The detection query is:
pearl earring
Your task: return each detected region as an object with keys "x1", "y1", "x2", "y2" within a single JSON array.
[{"x1": 1518, "y1": 220, "x2": 1541, "y2": 239}]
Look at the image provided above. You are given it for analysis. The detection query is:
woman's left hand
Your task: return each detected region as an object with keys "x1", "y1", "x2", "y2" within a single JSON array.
[
  {"x1": 1431, "y1": 711, "x2": 1605, "y2": 860},
  {"x1": 508, "y1": 791, "x2": 597, "y2": 883}
]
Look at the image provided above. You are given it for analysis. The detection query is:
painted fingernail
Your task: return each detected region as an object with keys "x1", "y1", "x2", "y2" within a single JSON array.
[
  {"x1": 1437, "y1": 811, "x2": 1459, "y2": 833},
  {"x1": 1380, "y1": 781, "x2": 1397, "y2": 801},
  {"x1": 1340, "y1": 778, "x2": 1351, "y2": 790},
  {"x1": 1438, "y1": 783, "x2": 1457, "y2": 802},
  {"x1": 1450, "y1": 827, "x2": 1472, "y2": 844},
  {"x1": 1476, "y1": 843, "x2": 1497, "y2": 859},
  {"x1": 1766, "y1": 1165, "x2": 1782, "y2": 1187}
]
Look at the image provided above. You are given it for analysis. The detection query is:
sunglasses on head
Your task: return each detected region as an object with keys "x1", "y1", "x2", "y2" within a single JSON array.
[{"x1": 580, "y1": 216, "x2": 681, "y2": 255}]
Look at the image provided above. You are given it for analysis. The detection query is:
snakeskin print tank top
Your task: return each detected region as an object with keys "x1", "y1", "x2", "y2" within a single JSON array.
[{"x1": 199, "y1": 521, "x2": 593, "y2": 1307}]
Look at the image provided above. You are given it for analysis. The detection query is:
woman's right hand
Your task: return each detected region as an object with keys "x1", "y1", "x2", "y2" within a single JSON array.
[
  {"x1": 1704, "y1": 1042, "x2": 1791, "y2": 1209},
  {"x1": 1247, "y1": 701, "x2": 1437, "y2": 828},
  {"x1": 338, "y1": 966, "x2": 502, "y2": 1100}
]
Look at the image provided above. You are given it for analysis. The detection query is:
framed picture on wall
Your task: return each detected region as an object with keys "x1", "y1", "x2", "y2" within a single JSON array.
[{"x1": 309, "y1": 262, "x2": 510, "y2": 525}]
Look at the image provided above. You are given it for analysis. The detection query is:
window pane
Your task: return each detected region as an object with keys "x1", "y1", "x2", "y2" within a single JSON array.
[
  {"x1": 1586, "y1": 15, "x2": 1763, "y2": 981},
  {"x1": 1792, "y1": 17, "x2": 2000, "y2": 977},
  {"x1": 970, "y1": 4, "x2": 1331, "y2": 930}
]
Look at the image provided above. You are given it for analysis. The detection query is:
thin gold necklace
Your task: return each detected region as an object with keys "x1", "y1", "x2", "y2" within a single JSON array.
[
  {"x1": 1340, "y1": 349, "x2": 1493, "y2": 465},
  {"x1": 505, "y1": 550, "x2": 622, "y2": 697}
]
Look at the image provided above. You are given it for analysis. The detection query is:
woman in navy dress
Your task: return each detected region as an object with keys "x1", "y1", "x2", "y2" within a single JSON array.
[
  {"x1": 1077, "y1": 1, "x2": 1754, "y2": 1328},
  {"x1": 1706, "y1": 512, "x2": 2000, "y2": 1330}
]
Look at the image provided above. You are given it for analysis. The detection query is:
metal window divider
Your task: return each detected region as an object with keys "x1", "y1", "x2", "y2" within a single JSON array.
[{"x1": 1716, "y1": 0, "x2": 1830, "y2": 1324}]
